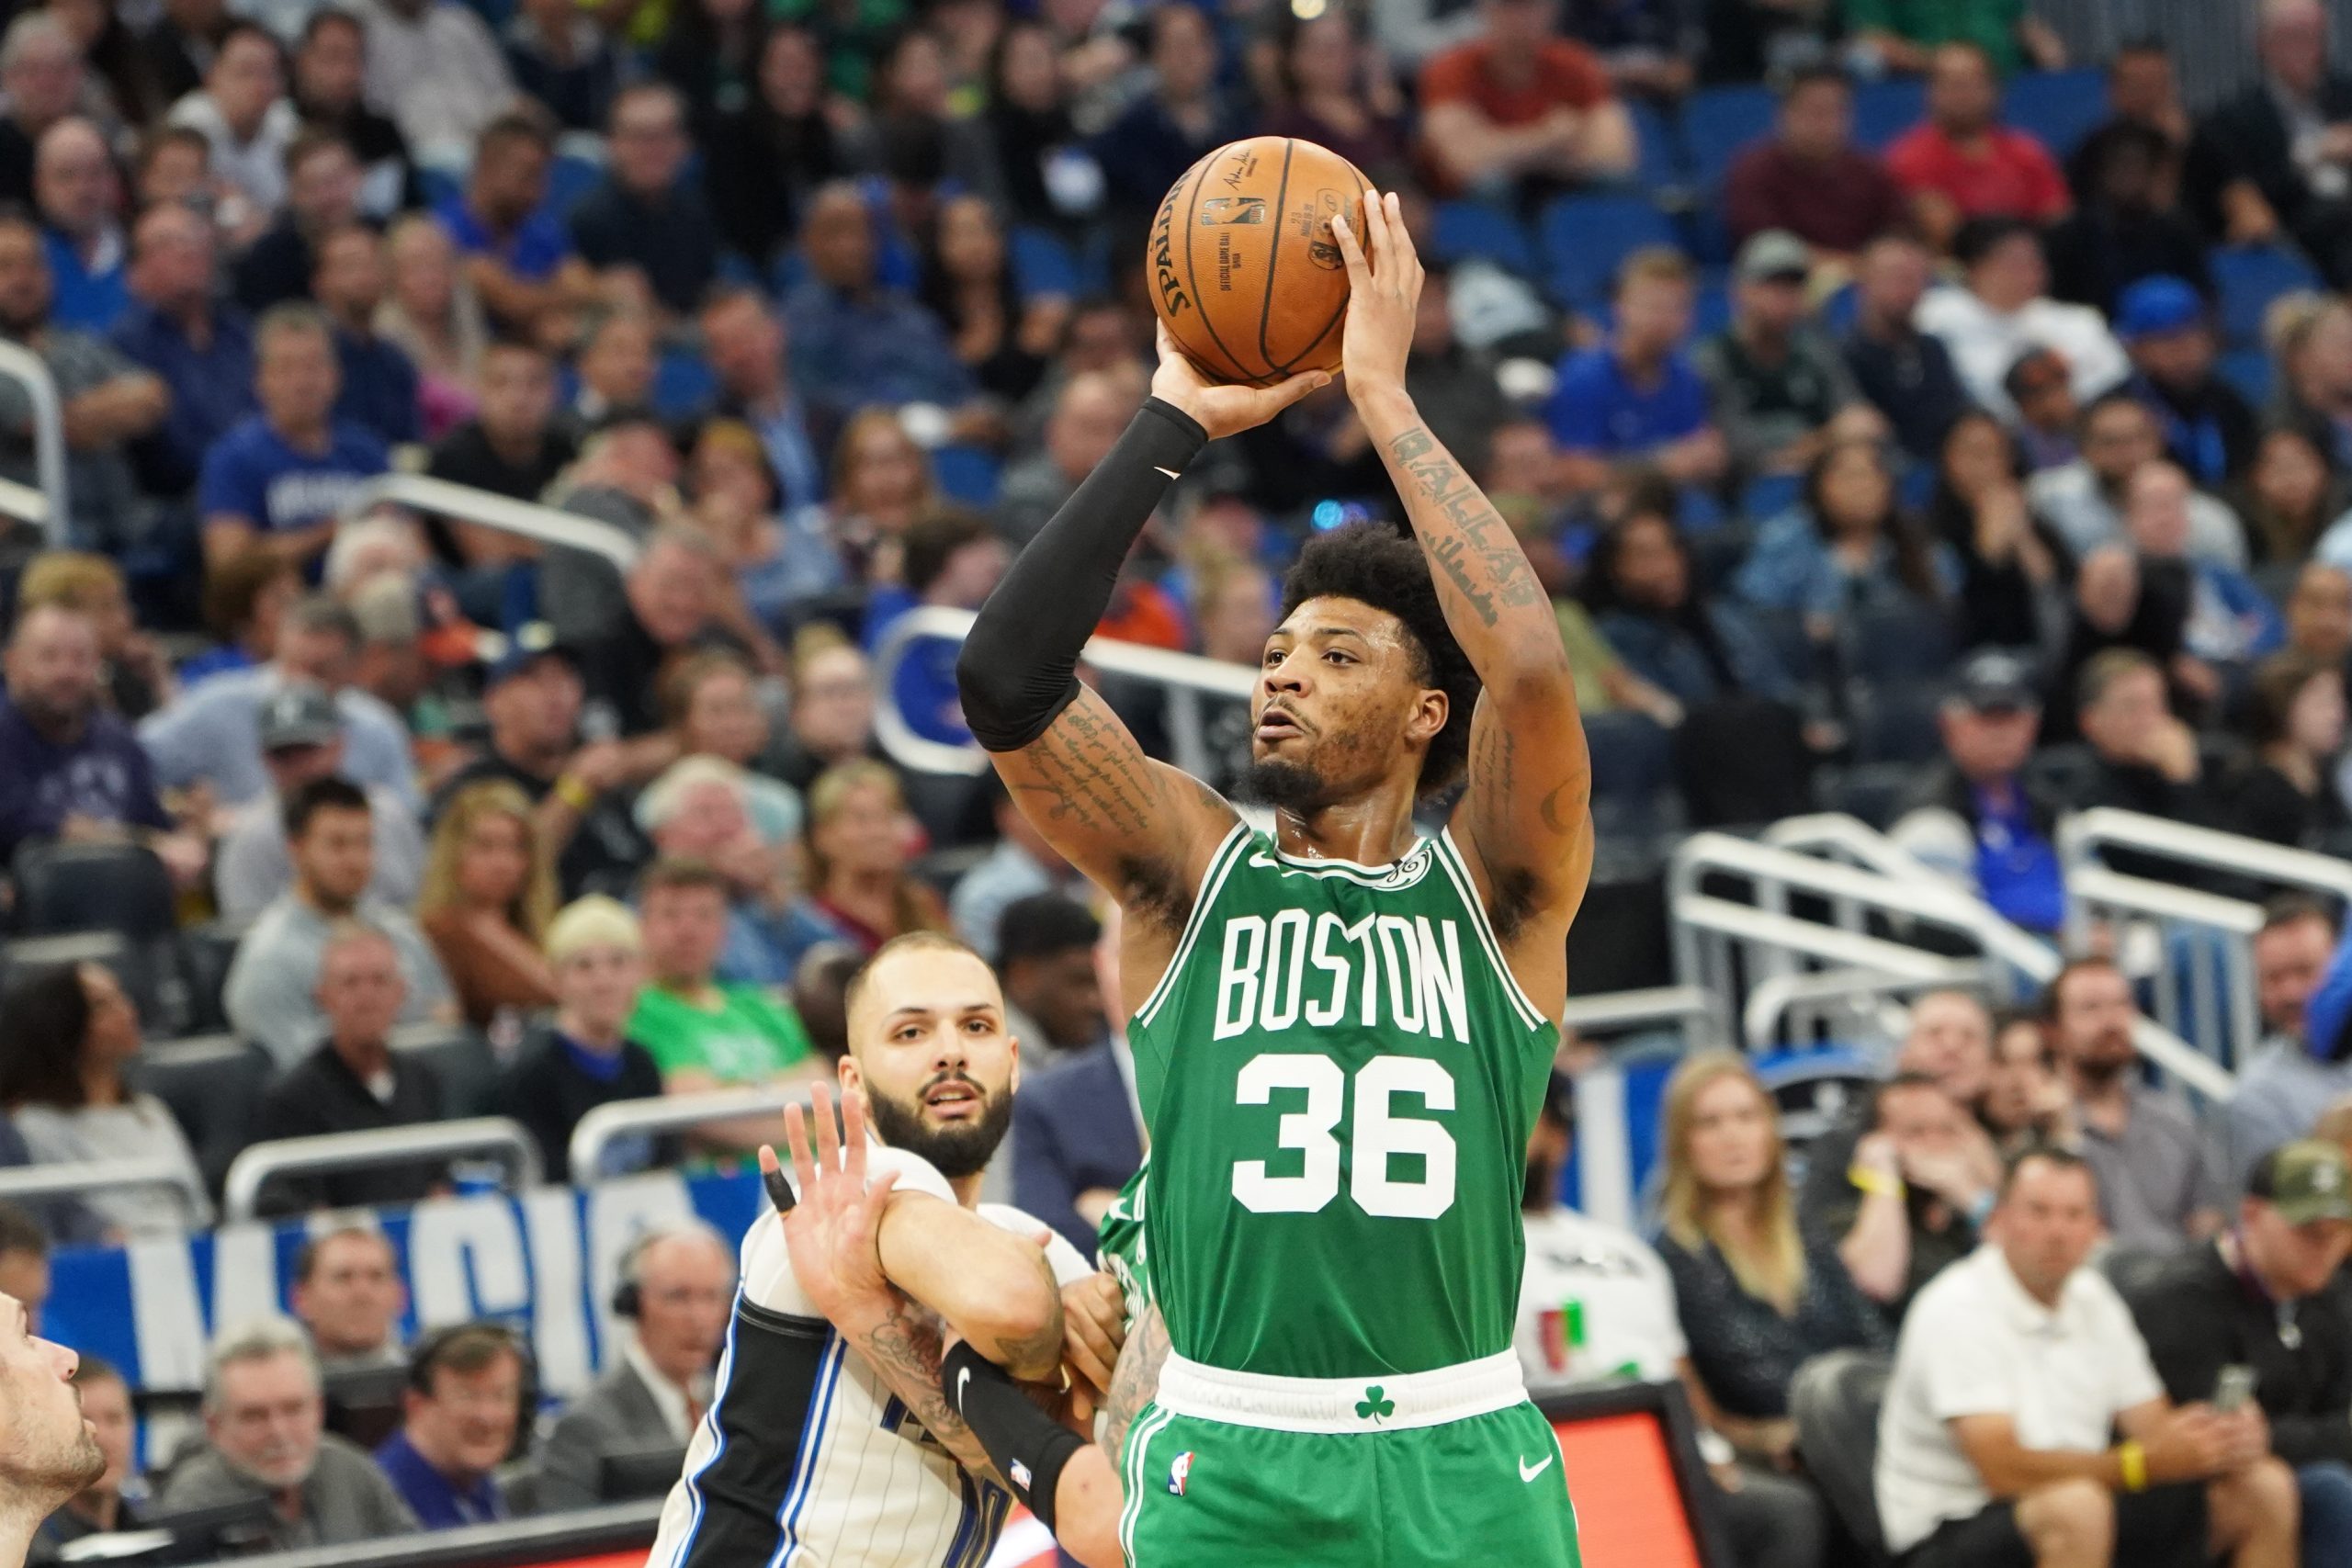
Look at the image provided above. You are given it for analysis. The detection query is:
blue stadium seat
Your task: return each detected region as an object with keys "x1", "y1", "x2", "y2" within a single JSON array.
[
  {"x1": 1431, "y1": 200, "x2": 1535, "y2": 276},
  {"x1": 2213, "y1": 243, "x2": 2324, "y2": 350},
  {"x1": 1009, "y1": 226, "x2": 1080, "y2": 299},
  {"x1": 651, "y1": 350, "x2": 717, "y2": 418},
  {"x1": 1537, "y1": 194, "x2": 1680, "y2": 308},
  {"x1": 2000, "y1": 68, "x2": 2108, "y2": 159},
  {"x1": 1682, "y1": 84, "x2": 1777, "y2": 191},
  {"x1": 931, "y1": 444, "x2": 1002, "y2": 507},
  {"x1": 1628, "y1": 98, "x2": 1684, "y2": 194},
  {"x1": 1851, "y1": 77, "x2": 1926, "y2": 151},
  {"x1": 544, "y1": 152, "x2": 604, "y2": 220},
  {"x1": 2219, "y1": 346, "x2": 2275, "y2": 406},
  {"x1": 1739, "y1": 472, "x2": 1803, "y2": 522},
  {"x1": 1691, "y1": 275, "x2": 1733, "y2": 339}
]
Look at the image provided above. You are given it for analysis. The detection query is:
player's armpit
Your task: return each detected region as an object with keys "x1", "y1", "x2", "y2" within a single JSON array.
[
  {"x1": 876, "y1": 1189, "x2": 1066, "y2": 1382},
  {"x1": 990, "y1": 685, "x2": 1236, "y2": 930}
]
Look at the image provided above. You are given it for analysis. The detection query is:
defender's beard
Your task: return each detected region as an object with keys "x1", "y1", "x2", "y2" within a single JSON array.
[{"x1": 865, "y1": 1079, "x2": 1015, "y2": 1179}]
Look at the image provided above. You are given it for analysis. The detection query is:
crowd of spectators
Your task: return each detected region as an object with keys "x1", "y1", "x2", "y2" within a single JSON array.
[{"x1": 0, "y1": 0, "x2": 2346, "y2": 1559}]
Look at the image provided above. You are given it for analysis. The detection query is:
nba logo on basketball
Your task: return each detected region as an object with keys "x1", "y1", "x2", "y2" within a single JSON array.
[{"x1": 1169, "y1": 1452, "x2": 1194, "y2": 1495}]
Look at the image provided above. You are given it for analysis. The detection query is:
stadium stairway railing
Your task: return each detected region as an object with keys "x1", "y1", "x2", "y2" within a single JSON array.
[
  {"x1": 1669, "y1": 819, "x2": 2233, "y2": 1103},
  {"x1": 0, "y1": 335, "x2": 65, "y2": 541},
  {"x1": 222, "y1": 1118, "x2": 542, "y2": 1223}
]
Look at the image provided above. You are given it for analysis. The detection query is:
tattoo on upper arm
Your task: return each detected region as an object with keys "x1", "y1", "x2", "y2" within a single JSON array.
[
  {"x1": 1014, "y1": 698, "x2": 1163, "y2": 839},
  {"x1": 1385, "y1": 425, "x2": 1547, "y2": 630},
  {"x1": 1100, "y1": 1305, "x2": 1170, "y2": 1461}
]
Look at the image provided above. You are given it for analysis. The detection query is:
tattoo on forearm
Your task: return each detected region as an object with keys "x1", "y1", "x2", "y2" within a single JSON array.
[
  {"x1": 853, "y1": 1300, "x2": 1003, "y2": 1485},
  {"x1": 1384, "y1": 425, "x2": 1546, "y2": 629},
  {"x1": 1101, "y1": 1305, "x2": 1170, "y2": 1461}
]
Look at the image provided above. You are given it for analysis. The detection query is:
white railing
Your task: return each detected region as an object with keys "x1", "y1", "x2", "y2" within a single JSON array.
[
  {"x1": 2060, "y1": 807, "x2": 2352, "y2": 903},
  {"x1": 0, "y1": 338, "x2": 65, "y2": 540},
  {"x1": 0, "y1": 1157, "x2": 206, "y2": 1223},
  {"x1": 1669, "y1": 830, "x2": 2231, "y2": 1100},
  {"x1": 223, "y1": 1118, "x2": 541, "y2": 1223},
  {"x1": 568, "y1": 1087, "x2": 807, "y2": 1183},
  {"x1": 2067, "y1": 864, "x2": 2264, "y2": 1065},
  {"x1": 1743, "y1": 963, "x2": 1993, "y2": 1053},
  {"x1": 336, "y1": 472, "x2": 643, "y2": 571},
  {"x1": 1558, "y1": 985, "x2": 1720, "y2": 1043},
  {"x1": 869, "y1": 605, "x2": 1254, "y2": 778}
]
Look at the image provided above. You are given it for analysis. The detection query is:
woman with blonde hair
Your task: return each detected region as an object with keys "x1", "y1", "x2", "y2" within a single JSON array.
[
  {"x1": 1655, "y1": 1051, "x2": 1887, "y2": 1472},
  {"x1": 417, "y1": 780, "x2": 560, "y2": 1031},
  {"x1": 492, "y1": 896, "x2": 668, "y2": 1182},
  {"x1": 791, "y1": 759, "x2": 945, "y2": 956}
]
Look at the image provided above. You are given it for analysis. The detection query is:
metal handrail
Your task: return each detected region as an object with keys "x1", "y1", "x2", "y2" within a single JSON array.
[
  {"x1": 0, "y1": 1157, "x2": 205, "y2": 1221},
  {"x1": 0, "y1": 337, "x2": 65, "y2": 540},
  {"x1": 1743, "y1": 963, "x2": 1992, "y2": 1052},
  {"x1": 336, "y1": 472, "x2": 644, "y2": 571},
  {"x1": 1760, "y1": 813, "x2": 1945, "y2": 881},
  {"x1": 868, "y1": 604, "x2": 1256, "y2": 776},
  {"x1": 223, "y1": 1117, "x2": 541, "y2": 1222},
  {"x1": 1558, "y1": 985, "x2": 1720, "y2": 1041},
  {"x1": 569, "y1": 1087, "x2": 806, "y2": 1182},
  {"x1": 2059, "y1": 807, "x2": 2352, "y2": 902}
]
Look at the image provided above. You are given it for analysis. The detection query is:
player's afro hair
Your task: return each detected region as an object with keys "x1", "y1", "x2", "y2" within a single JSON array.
[{"x1": 1279, "y1": 521, "x2": 1479, "y2": 798}]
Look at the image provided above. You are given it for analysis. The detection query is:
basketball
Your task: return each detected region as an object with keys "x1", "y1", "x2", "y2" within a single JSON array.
[{"x1": 1147, "y1": 136, "x2": 1374, "y2": 387}]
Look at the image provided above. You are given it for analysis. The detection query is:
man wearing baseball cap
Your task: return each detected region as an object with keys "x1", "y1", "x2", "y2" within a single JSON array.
[
  {"x1": 2120, "y1": 1140, "x2": 2352, "y2": 1563},
  {"x1": 1693, "y1": 229, "x2": 1877, "y2": 479},
  {"x1": 215, "y1": 682, "x2": 425, "y2": 923},
  {"x1": 1889, "y1": 649, "x2": 2066, "y2": 933},
  {"x1": 2113, "y1": 276, "x2": 2256, "y2": 491}
]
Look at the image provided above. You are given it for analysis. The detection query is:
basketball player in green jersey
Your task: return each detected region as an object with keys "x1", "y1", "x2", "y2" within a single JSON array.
[{"x1": 942, "y1": 189, "x2": 1594, "y2": 1567}]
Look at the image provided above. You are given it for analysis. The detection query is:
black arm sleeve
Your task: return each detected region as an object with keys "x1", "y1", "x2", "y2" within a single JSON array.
[{"x1": 956, "y1": 397, "x2": 1206, "y2": 752}]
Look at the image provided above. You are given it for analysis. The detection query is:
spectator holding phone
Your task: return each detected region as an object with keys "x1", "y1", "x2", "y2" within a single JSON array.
[{"x1": 2119, "y1": 1141, "x2": 2352, "y2": 1565}]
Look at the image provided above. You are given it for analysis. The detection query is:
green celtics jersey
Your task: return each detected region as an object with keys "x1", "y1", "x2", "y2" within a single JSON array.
[
  {"x1": 1128, "y1": 823, "x2": 1558, "y2": 1379},
  {"x1": 1096, "y1": 1160, "x2": 1152, "y2": 1329}
]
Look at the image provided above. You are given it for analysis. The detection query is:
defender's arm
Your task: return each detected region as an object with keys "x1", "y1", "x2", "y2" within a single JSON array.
[
  {"x1": 1335, "y1": 194, "x2": 1594, "y2": 985},
  {"x1": 956, "y1": 334, "x2": 1325, "y2": 924}
]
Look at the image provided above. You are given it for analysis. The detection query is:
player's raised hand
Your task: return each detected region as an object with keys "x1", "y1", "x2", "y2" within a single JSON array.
[
  {"x1": 1149, "y1": 319, "x2": 1329, "y2": 441},
  {"x1": 769, "y1": 1083, "x2": 899, "y2": 1320},
  {"x1": 1331, "y1": 189, "x2": 1424, "y2": 403}
]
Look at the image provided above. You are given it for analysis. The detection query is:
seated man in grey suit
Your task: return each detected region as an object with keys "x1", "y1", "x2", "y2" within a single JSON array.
[{"x1": 537, "y1": 1224, "x2": 734, "y2": 1508}]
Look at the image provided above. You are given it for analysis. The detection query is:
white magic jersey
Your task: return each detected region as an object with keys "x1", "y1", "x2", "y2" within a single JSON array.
[{"x1": 647, "y1": 1145, "x2": 1092, "y2": 1568}]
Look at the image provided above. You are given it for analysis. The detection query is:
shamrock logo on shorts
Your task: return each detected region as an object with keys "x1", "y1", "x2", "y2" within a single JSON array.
[{"x1": 1356, "y1": 1385, "x2": 1396, "y2": 1424}]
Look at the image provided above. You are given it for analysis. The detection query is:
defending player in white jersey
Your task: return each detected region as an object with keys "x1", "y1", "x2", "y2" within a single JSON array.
[{"x1": 645, "y1": 932, "x2": 1094, "y2": 1568}]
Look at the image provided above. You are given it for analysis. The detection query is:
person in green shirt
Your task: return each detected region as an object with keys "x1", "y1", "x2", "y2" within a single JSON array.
[
  {"x1": 627, "y1": 860, "x2": 819, "y2": 1145},
  {"x1": 1844, "y1": 0, "x2": 2064, "y2": 77}
]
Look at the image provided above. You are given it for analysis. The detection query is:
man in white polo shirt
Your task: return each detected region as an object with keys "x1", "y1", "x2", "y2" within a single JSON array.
[{"x1": 1875, "y1": 1148, "x2": 2298, "y2": 1568}]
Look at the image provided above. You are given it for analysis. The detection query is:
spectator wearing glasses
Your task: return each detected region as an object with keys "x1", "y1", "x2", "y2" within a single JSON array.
[
  {"x1": 288, "y1": 1225, "x2": 407, "y2": 1377},
  {"x1": 1874, "y1": 1149, "x2": 2296, "y2": 1568},
  {"x1": 374, "y1": 1324, "x2": 524, "y2": 1530},
  {"x1": 2124, "y1": 1140, "x2": 2352, "y2": 1565},
  {"x1": 159, "y1": 1316, "x2": 417, "y2": 1548},
  {"x1": 567, "y1": 83, "x2": 716, "y2": 320}
]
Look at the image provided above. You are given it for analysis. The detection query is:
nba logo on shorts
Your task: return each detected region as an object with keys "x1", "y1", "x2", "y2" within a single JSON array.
[{"x1": 1168, "y1": 1451, "x2": 1194, "y2": 1495}]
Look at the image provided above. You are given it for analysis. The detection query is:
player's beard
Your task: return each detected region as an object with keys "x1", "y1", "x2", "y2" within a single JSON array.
[
  {"x1": 1241, "y1": 757, "x2": 1330, "y2": 812},
  {"x1": 867, "y1": 1074, "x2": 1014, "y2": 1179}
]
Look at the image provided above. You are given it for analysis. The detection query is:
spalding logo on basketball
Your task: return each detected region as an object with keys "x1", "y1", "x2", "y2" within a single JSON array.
[{"x1": 1146, "y1": 135, "x2": 1373, "y2": 386}]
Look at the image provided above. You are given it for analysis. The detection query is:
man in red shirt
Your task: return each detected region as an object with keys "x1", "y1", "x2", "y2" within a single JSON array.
[
  {"x1": 1418, "y1": 0, "x2": 1634, "y2": 203},
  {"x1": 1886, "y1": 40, "x2": 2070, "y2": 252},
  {"x1": 1724, "y1": 64, "x2": 1905, "y2": 264}
]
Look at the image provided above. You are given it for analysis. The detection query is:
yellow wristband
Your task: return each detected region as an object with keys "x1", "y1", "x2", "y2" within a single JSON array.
[
  {"x1": 1848, "y1": 1166, "x2": 1906, "y2": 1200},
  {"x1": 554, "y1": 774, "x2": 595, "y2": 811},
  {"x1": 2118, "y1": 1439, "x2": 2148, "y2": 1492}
]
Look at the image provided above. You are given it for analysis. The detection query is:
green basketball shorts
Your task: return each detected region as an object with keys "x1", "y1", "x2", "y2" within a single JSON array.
[{"x1": 1117, "y1": 1350, "x2": 1583, "y2": 1568}]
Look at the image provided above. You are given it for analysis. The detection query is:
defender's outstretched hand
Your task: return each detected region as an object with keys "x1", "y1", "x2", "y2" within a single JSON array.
[
  {"x1": 1330, "y1": 189, "x2": 1424, "y2": 402},
  {"x1": 1149, "y1": 320, "x2": 1329, "y2": 441},
  {"x1": 767, "y1": 1084, "x2": 899, "y2": 1321}
]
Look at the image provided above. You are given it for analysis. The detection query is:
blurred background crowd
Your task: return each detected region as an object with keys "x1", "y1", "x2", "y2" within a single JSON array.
[{"x1": 0, "y1": 0, "x2": 2349, "y2": 1560}]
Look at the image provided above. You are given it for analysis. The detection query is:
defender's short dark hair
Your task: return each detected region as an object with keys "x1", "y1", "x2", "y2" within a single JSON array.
[
  {"x1": 1279, "y1": 521, "x2": 1478, "y2": 796},
  {"x1": 283, "y1": 774, "x2": 370, "y2": 840},
  {"x1": 997, "y1": 893, "x2": 1102, "y2": 969}
]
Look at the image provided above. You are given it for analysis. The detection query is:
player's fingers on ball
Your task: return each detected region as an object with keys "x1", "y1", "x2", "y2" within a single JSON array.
[{"x1": 1329, "y1": 209, "x2": 1368, "y2": 279}]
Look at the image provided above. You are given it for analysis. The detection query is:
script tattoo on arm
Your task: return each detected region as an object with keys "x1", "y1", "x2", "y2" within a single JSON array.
[
  {"x1": 1384, "y1": 425, "x2": 1548, "y2": 632},
  {"x1": 850, "y1": 1295, "x2": 1007, "y2": 1486},
  {"x1": 1100, "y1": 1304, "x2": 1170, "y2": 1462}
]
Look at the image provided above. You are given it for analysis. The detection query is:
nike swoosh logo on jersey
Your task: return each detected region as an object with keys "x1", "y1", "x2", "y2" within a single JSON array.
[
  {"x1": 956, "y1": 1367, "x2": 971, "y2": 1410},
  {"x1": 1519, "y1": 1453, "x2": 1555, "y2": 1483}
]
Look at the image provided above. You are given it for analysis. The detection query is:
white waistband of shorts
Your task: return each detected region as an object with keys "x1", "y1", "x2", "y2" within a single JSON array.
[{"x1": 1154, "y1": 1349, "x2": 1526, "y2": 1435}]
